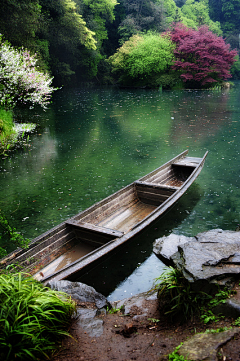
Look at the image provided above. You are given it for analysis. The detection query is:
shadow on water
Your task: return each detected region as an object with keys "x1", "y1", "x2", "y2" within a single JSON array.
[{"x1": 72, "y1": 182, "x2": 203, "y2": 297}]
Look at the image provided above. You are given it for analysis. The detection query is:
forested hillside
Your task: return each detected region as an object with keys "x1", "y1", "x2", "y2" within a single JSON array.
[{"x1": 0, "y1": 0, "x2": 239, "y2": 86}]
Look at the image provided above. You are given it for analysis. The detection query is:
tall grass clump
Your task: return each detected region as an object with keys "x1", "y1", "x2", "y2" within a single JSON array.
[
  {"x1": 0, "y1": 273, "x2": 76, "y2": 360},
  {"x1": 155, "y1": 267, "x2": 210, "y2": 322}
]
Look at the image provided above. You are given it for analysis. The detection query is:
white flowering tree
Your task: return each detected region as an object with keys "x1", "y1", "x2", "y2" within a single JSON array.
[{"x1": 0, "y1": 38, "x2": 56, "y2": 109}]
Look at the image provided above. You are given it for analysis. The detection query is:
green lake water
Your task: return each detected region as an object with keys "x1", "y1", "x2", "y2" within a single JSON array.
[{"x1": 1, "y1": 83, "x2": 240, "y2": 300}]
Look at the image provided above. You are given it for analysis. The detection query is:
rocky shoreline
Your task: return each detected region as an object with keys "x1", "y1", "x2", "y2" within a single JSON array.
[{"x1": 48, "y1": 229, "x2": 240, "y2": 360}]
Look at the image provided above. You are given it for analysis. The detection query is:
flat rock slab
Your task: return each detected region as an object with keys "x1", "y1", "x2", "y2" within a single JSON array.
[
  {"x1": 196, "y1": 229, "x2": 240, "y2": 244},
  {"x1": 46, "y1": 280, "x2": 110, "y2": 309},
  {"x1": 178, "y1": 327, "x2": 240, "y2": 361},
  {"x1": 172, "y1": 241, "x2": 240, "y2": 282},
  {"x1": 154, "y1": 229, "x2": 240, "y2": 288},
  {"x1": 153, "y1": 234, "x2": 195, "y2": 266}
]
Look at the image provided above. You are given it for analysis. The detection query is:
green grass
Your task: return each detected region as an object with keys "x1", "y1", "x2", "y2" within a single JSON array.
[
  {"x1": 0, "y1": 108, "x2": 16, "y2": 154},
  {"x1": 0, "y1": 273, "x2": 76, "y2": 360},
  {"x1": 154, "y1": 267, "x2": 210, "y2": 322}
]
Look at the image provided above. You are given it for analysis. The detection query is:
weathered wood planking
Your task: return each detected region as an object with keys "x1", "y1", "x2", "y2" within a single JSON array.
[
  {"x1": 139, "y1": 150, "x2": 188, "y2": 183},
  {"x1": 66, "y1": 220, "x2": 123, "y2": 245},
  {"x1": 135, "y1": 182, "x2": 176, "y2": 206},
  {"x1": 76, "y1": 186, "x2": 137, "y2": 225},
  {"x1": 98, "y1": 201, "x2": 156, "y2": 233},
  {"x1": 9, "y1": 226, "x2": 74, "y2": 264}
]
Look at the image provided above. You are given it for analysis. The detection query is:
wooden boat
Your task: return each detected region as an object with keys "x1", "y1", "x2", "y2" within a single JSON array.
[{"x1": 1, "y1": 150, "x2": 208, "y2": 283}]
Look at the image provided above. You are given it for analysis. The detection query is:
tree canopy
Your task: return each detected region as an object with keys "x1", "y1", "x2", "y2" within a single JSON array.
[
  {"x1": 0, "y1": 0, "x2": 239, "y2": 86},
  {"x1": 108, "y1": 32, "x2": 175, "y2": 86},
  {"x1": 118, "y1": 0, "x2": 167, "y2": 44},
  {"x1": 169, "y1": 23, "x2": 237, "y2": 87},
  {"x1": 163, "y1": 0, "x2": 222, "y2": 35}
]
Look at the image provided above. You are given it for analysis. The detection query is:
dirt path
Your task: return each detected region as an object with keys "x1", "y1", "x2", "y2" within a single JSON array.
[{"x1": 50, "y1": 298, "x2": 239, "y2": 361}]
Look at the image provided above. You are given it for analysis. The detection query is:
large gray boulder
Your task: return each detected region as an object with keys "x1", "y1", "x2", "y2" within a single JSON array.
[
  {"x1": 47, "y1": 280, "x2": 110, "y2": 309},
  {"x1": 154, "y1": 229, "x2": 240, "y2": 291}
]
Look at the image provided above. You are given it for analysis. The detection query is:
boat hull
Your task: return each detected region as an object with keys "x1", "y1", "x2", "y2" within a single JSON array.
[{"x1": 0, "y1": 150, "x2": 208, "y2": 282}]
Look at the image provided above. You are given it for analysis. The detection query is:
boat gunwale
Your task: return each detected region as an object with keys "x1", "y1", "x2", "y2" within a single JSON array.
[
  {"x1": 0, "y1": 150, "x2": 208, "y2": 281},
  {"x1": 40, "y1": 150, "x2": 208, "y2": 283},
  {"x1": 72, "y1": 149, "x2": 190, "y2": 222}
]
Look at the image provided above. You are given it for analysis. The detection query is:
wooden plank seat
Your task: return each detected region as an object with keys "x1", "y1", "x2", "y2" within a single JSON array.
[
  {"x1": 172, "y1": 157, "x2": 202, "y2": 167},
  {"x1": 134, "y1": 180, "x2": 178, "y2": 206},
  {"x1": 134, "y1": 180, "x2": 179, "y2": 190},
  {"x1": 66, "y1": 220, "x2": 123, "y2": 238}
]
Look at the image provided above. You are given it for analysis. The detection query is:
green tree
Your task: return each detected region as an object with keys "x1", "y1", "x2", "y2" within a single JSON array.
[
  {"x1": 163, "y1": 0, "x2": 179, "y2": 24},
  {"x1": 0, "y1": 0, "x2": 42, "y2": 52},
  {"x1": 208, "y1": 0, "x2": 223, "y2": 22},
  {"x1": 208, "y1": 1, "x2": 240, "y2": 53},
  {"x1": 162, "y1": 0, "x2": 222, "y2": 34},
  {"x1": 38, "y1": 0, "x2": 97, "y2": 84},
  {"x1": 118, "y1": 0, "x2": 167, "y2": 43},
  {"x1": 108, "y1": 32, "x2": 175, "y2": 87},
  {"x1": 181, "y1": 0, "x2": 222, "y2": 35},
  {"x1": 77, "y1": 0, "x2": 118, "y2": 47},
  {"x1": 221, "y1": 0, "x2": 240, "y2": 32}
]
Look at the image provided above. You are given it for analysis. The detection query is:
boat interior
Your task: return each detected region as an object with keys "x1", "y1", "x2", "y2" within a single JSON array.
[
  {"x1": 68, "y1": 158, "x2": 198, "y2": 243},
  {"x1": 6, "y1": 155, "x2": 201, "y2": 281}
]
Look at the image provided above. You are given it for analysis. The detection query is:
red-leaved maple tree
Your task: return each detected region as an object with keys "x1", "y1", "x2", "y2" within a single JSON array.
[{"x1": 169, "y1": 23, "x2": 238, "y2": 88}]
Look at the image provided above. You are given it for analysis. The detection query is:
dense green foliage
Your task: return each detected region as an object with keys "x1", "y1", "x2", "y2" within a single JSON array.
[
  {"x1": 109, "y1": 23, "x2": 237, "y2": 88},
  {"x1": 108, "y1": 33, "x2": 176, "y2": 87},
  {"x1": 0, "y1": 273, "x2": 76, "y2": 360},
  {"x1": 0, "y1": 0, "x2": 238, "y2": 87},
  {"x1": 117, "y1": 0, "x2": 167, "y2": 44},
  {"x1": 155, "y1": 267, "x2": 234, "y2": 323},
  {"x1": 164, "y1": 0, "x2": 222, "y2": 35}
]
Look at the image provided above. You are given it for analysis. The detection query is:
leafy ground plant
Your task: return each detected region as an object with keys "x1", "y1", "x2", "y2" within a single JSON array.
[
  {"x1": 168, "y1": 343, "x2": 190, "y2": 360},
  {"x1": 0, "y1": 273, "x2": 76, "y2": 360},
  {"x1": 233, "y1": 317, "x2": 240, "y2": 326},
  {"x1": 107, "y1": 305, "x2": 124, "y2": 314},
  {"x1": 200, "y1": 309, "x2": 224, "y2": 324}
]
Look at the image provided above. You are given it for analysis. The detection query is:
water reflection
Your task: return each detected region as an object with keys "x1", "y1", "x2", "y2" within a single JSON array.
[{"x1": 1, "y1": 83, "x2": 240, "y2": 298}]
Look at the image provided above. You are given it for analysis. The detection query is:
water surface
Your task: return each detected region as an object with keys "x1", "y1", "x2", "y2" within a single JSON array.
[{"x1": 1, "y1": 83, "x2": 240, "y2": 300}]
